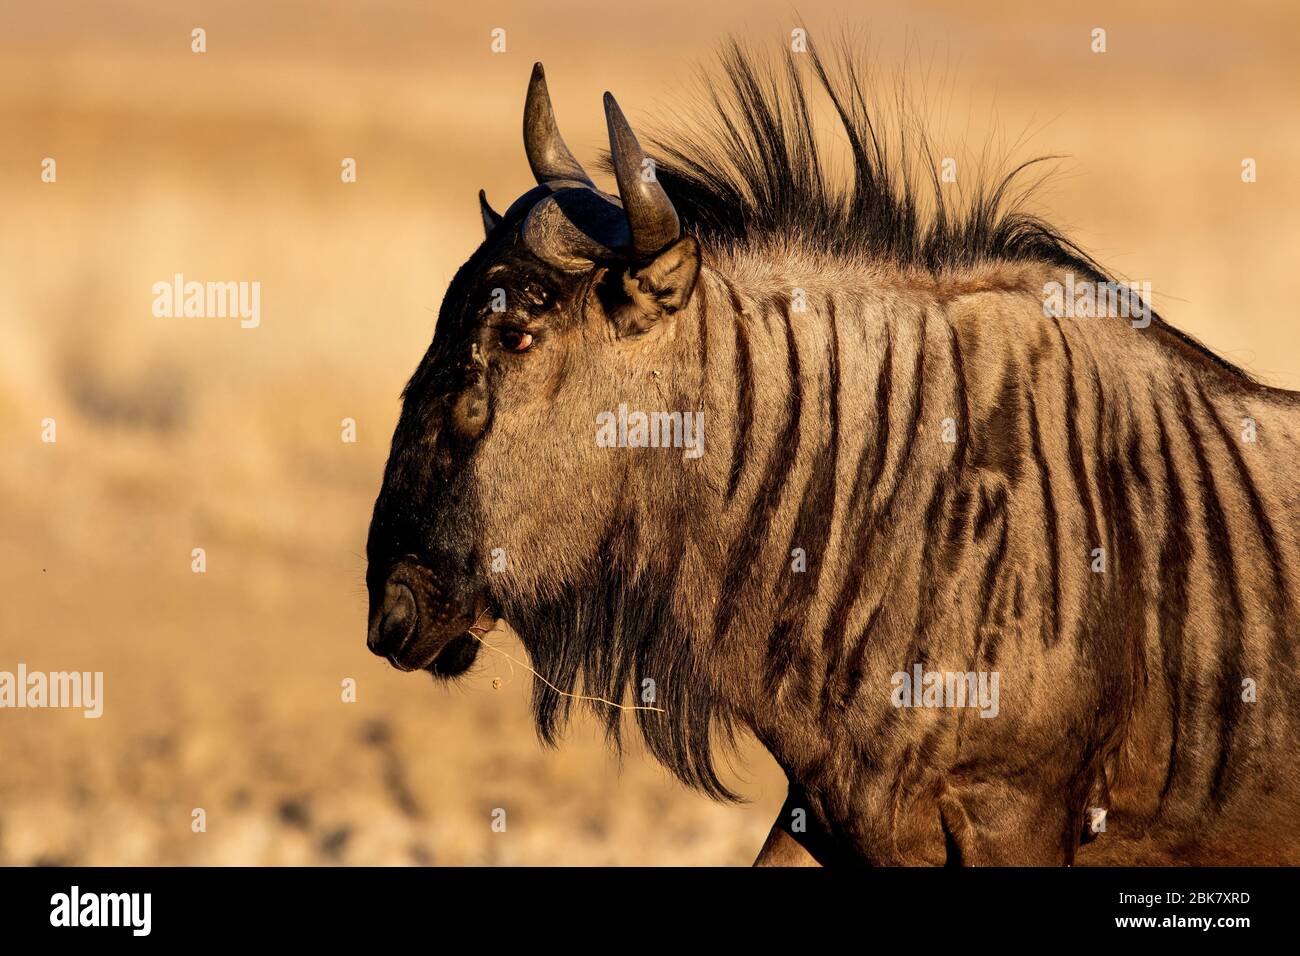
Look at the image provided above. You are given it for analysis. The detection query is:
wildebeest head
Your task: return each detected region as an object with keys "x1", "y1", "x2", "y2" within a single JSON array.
[{"x1": 365, "y1": 63, "x2": 701, "y2": 675}]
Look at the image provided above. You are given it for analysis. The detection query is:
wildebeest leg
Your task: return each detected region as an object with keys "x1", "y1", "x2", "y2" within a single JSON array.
[
  {"x1": 752, "y1": 786, "x2": 826, "y2": 866},
  {"x1": 753, "y1": 825, "x2": 821, "y2": 866}
]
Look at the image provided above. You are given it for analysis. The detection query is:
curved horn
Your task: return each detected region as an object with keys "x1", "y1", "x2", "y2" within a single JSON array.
[
  {"x1": 524, "y1": 63, "x2": 593, "y2": 187},
  {"x1": 604, "y1": 92, "x2": 680, "y2": 259}
]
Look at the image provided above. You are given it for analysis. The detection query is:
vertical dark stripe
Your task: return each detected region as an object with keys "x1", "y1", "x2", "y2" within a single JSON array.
[
  {"x1": 1054, "y1": 329, "x2": 1100, "y2": 652},
  {"x1": 1025, "y1": 400, "x2": 1061, "y2": 647},
  {"x1": 1090, "y1": 367, "x2": 1119, "y2": 609},
  {"x1": 838, "y1": 598, "x2": 886, "y2": 706},
  {"x1": 1173, "y1": 383, "x2": 1246, "y2": 807},
  {"x1": 759, "y1": 295, "x2": 842, "y2": 691},
  {"x1": 906, "y1": 314, "x2": 972, "y2": 667},
  {"x1": 863, "y1": 321, "x2": 894, "y2": 494},
  {"x1": 820, "y1": 311, "x2": 906, "y2": 657},
  {"x1": 721, "y1": 276, "x2": 745, "y2": 316},
  {"x1": 1152, "y1": 407, "x2": 1190, "y2": 810},
  {"x1": 1054, "y1": 327, "x2": 1102, "y2": 572},
  {"x1": 714, "y1": 294, "x2": 804, "y2": 640},
  {"x1": 870, "y1": 307, "x2": 928, "y2": 525},
  {"x1": 696, "y1": 276, "x2": 710, "y2": 372},
  {"x1": 975, "y1": 487, "x2": 1010, "y2": 631},
  {"x1": 1105, "y1": 449, "x2": 1147, "y2": 698},
  {"x1": 821, "y1": 306, "x2": 925, "y2": 712},
  {"x1": 767, "y1": 297, "x2": 842, "y2": 695},
  {"x1": 944, "y1": 314, "x2": 971, "y2": 469},
  {"x1": 925, "y1": 314, "x2": 974, "y2": 581},
  {"x1": 911, "y1": 474, "x2": 956, "y2": 656},
  {"x1": 727, "y1": 312, "x2": 754, "y2": 502},
  {"x1": 817, "y1": 311, "x2": 897, "y2": 698},
  {"x1": 1194, "y1": 380, "x2": 1294, "y2": 670},
  {"x1": 763, "y1": 619, "x2": 800, "y2": 697}
]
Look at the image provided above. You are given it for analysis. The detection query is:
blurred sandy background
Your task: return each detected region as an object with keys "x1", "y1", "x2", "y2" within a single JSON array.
[{"x1": 0, "y1": 0, "x2": 1296, "y2": 865}]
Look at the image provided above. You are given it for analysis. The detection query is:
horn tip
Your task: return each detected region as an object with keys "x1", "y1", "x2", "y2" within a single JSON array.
[
  {"x1": 602, "y1": 92, "x2": 626, "y2": 127},
  {"x1": 531, "y1": 62, "x2": 545, "y2": 81}
]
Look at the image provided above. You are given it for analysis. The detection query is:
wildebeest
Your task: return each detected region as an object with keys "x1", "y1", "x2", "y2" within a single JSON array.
[{"x1": 365, "y1": 44, "x2": 1300, "y2": 865}]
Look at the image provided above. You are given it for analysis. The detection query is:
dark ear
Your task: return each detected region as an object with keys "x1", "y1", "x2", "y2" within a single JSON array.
[
  {"x1": 478, "y1": 189, "x2": 503, "y2": 237},
  {"x1": 608, "y1": 235, "x2": 701, "y2": 336}
]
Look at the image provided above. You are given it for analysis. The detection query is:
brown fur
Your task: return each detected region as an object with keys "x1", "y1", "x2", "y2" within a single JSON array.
[{"x1": 367, "y1": 52, "x2": 1300, "y2": 865}]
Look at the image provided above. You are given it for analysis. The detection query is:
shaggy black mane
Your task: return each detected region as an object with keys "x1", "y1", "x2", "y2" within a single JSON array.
[
  {"x1": 646, "y1": 40, "x2": 1101, "y2": 275},
  {"x1": 632, "y1": 40, "x2": 1259, "y2": 383}
]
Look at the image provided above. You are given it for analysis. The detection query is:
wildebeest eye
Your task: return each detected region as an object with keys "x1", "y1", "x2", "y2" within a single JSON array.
[
  {"x1": 519, "y1": 280, "x2": 553, "y2": 310},
  {"x1": 498, "y1": 328, "x2": 534, "y2": 353}
]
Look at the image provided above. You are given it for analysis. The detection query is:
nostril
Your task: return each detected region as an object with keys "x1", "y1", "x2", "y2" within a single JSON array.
[{"x1": 369, "y1": 582, "x2": 417, "y2": 653}]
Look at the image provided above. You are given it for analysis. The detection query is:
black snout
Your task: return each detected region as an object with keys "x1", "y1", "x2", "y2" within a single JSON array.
[
  {"x1": 365, "y1": 559, "x2": 488, "y2": 674},
  {"x1": 368, "y1": 581, "x2": 417, "y2": 655}
]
